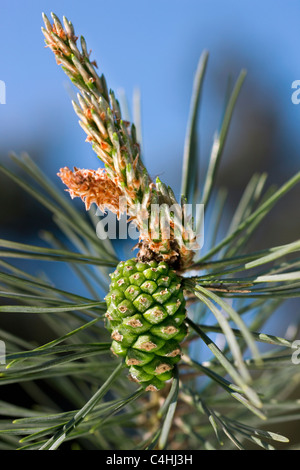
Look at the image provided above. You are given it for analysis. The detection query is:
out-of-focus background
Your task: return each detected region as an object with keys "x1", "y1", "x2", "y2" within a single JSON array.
[{"x1": 0, "y1": 0, "x2": 299, "y2": 442}]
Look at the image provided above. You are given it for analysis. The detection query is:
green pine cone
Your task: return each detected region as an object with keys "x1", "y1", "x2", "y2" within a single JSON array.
[{"x1": 105, "y1": 258, "x2": 187, "y2": 391}]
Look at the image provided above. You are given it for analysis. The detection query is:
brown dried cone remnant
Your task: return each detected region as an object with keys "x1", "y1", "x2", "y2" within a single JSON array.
[{"x1": 43, "y1": 12, "x2": 195, "y2": 270}]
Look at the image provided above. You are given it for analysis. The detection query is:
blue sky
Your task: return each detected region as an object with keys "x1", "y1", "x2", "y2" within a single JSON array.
[{"x1": 1, "y1": 0, "x2": 300, "y2": 195}]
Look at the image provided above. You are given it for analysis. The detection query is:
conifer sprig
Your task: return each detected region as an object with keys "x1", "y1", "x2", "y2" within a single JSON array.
[{"x1": 42, "y1": 12, "x2": 195, "y2": 269}]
